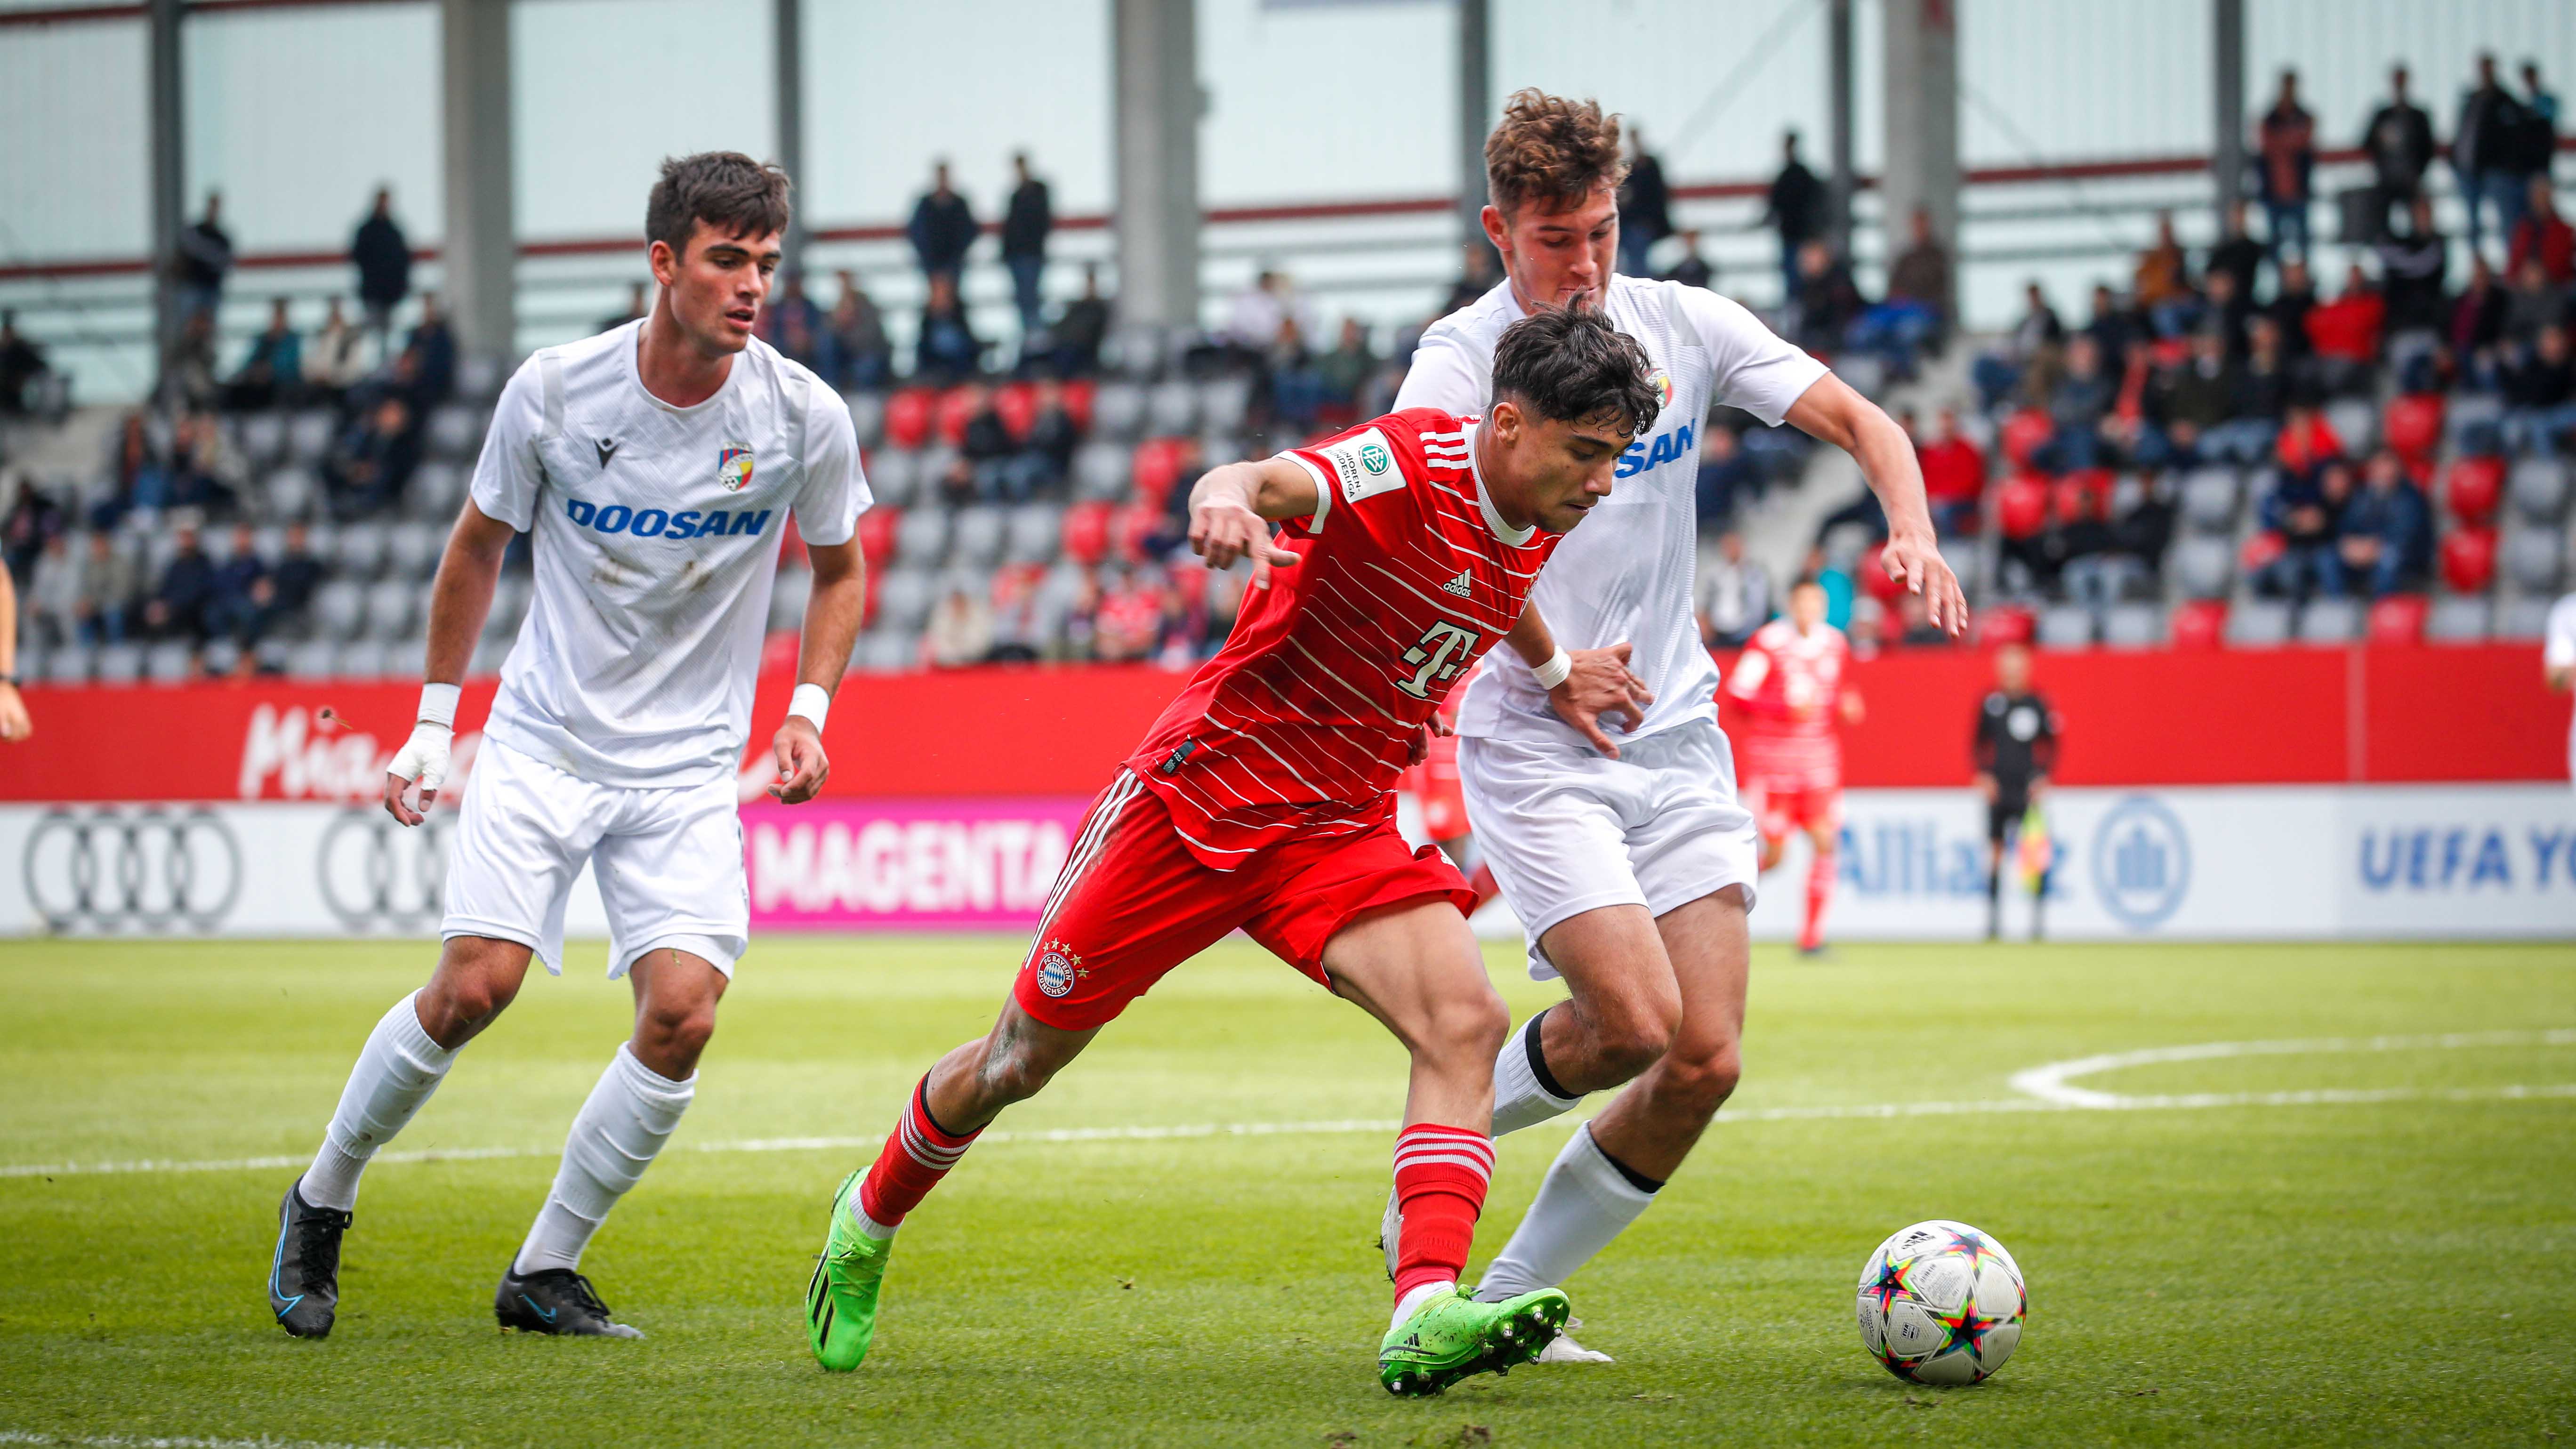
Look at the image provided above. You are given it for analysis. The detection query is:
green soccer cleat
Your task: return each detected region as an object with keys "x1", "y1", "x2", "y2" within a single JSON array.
[
  {"x1": 1377, "y1": 1285, "x2": 1571, "y2": 1397},
  {"x1": 806, "y1": 1169, "x2": 892, "y2": 1372}
]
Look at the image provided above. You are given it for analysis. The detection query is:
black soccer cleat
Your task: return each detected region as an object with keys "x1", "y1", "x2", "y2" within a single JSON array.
[
  {"x1": 268, "y1": 1177, "x2": 351, "y2": 1339},
  {"x1": 495, "y1": 1266, "x2": 644, "y2": 1338}
]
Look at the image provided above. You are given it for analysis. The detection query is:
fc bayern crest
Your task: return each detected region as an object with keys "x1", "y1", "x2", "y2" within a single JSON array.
[
  {"x1": 716, "y1": 443, "x2": 754, "y2": 492},
  {"x1": 1033, "y1": 941, "x2": 1086, "y2": 998}
]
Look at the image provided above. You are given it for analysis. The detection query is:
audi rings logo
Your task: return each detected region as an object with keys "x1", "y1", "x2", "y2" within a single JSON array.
[
  {"x1": 23, "y1": 808, "x2": 244, "y2": 933},
  {"x1": 317, "y1": 808, "x2": 451, "y2": 929}
]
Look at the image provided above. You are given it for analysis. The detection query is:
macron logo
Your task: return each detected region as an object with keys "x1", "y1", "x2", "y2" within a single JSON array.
[{"x1": 1441, "y1": 571, "x2": 1473, "y2": 597}]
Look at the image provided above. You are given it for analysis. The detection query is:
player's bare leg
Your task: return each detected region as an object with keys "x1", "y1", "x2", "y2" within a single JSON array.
[
  {"x1": 1467, "y1": 888, "x2": 1750, "y2": 1362},
  {"x1": 1325, "y1": 900, "x2": 1569, "y2": 1394}
]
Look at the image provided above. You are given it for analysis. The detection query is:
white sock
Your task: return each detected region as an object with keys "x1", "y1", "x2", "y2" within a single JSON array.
[
  {"x1": 513, "y1": 1044, "x2": 695, "y2": 1276},
  {"x1": 1472, "y1": 1123, "x2": 1657, "y2": 1303},
  {"x1": 302, "y1": 991, "x2": 457, "y2": 1212},
  {"x1": 1390, "y1": 1279, "x2": 1455, "y2": 1330},
  {"x1": 1491, "y1": 1009, "x2": 1582, "y2": 1137}
]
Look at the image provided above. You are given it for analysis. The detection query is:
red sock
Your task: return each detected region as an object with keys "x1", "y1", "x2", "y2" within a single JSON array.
[
  {"x1": 1390, "y1": 1123, "x2": 1495, "y2": 1302},
  {"x1": 853, "y1": 1077, "x2": 981, "y2": 1232},
  {"x1": 1801, "y1": 846, "x2": 1835, "y2": 950}
]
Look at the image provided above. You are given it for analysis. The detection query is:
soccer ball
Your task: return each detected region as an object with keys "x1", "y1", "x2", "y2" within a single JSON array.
[{"x1": 1854, "y1": 1219, "x2": 2027, "y2": 1385}]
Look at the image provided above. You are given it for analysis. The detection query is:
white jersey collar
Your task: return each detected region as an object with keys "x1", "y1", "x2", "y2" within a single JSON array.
[{"x1": 626, "y1": 318, "x2": 746, "y2": 417}]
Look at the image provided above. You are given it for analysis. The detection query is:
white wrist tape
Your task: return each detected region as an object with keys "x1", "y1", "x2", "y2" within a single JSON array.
[
  {"x1": 387, "y1": 719, "x2": 452, "y2": 790},
  {"x1": 416, "y1": 681, "x2": 461, "y2": 728},
  {"x1": 1531, "y1": 649, "x2": 1574, "y2": 691},
  {"x1": 788, "y1": 683, "x2": 832, "y2": 732}
]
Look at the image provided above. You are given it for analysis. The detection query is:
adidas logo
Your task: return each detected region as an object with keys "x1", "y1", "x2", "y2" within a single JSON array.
[{"x1": 1440, "y1": 571, "x2": 1473, "y2": 597}]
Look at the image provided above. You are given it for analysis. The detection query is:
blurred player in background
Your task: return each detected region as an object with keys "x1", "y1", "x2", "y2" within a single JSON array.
[
  {"x1": 1727, "y1": 579, "x2": 1862, "y2": 955},
  {"x1": 267, "y1": 153, "x2": 869, "y2": 1341},
  {"x1": 2548, "y1": 592, "x2": 2576, "y2": 787},
  {"x1": 807, "y1": 309, "x2": 1660, "y2": 1397},
  {"x1": 0, "y1": 565, "x2": 27, "y2": 740},
  {"x1": 1391, "y1": 90, "x2": 1961, "y2": 1363},
  {"x1": 1974, "y1": 643, "x2": 2060, "y2": 940},
  {"x1": 1400, "y1": 693, "x2": 1501, "y2": 909}
]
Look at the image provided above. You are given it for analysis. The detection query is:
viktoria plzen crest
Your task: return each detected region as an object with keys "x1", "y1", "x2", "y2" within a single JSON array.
[
  {"x1": 1033, "y1": 941, "x2": 1087, "y2": 998},
  {"x1": 716, "y1": 443, "x2": 754, "y2": 491}
]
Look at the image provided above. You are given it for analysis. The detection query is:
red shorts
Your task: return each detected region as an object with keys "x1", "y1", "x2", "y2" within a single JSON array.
[
  {"x1": 1402, "y1": 733, "x2": 1471, "y2": 842},
  {"x1": 1013, "y1": 771, "x2": 1478, "y2": 1031},
  {"x1": 1746, "y1": 778, "x2": 1843, "y2": 843}
]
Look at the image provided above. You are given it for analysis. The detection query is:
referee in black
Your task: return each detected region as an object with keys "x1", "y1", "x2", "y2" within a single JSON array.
[{"x1": 1974, "y1": 642, "x2": 2059, "y2": 941}]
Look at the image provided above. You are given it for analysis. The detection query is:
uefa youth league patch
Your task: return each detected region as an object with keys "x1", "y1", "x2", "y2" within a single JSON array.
[{"x1": 1314, "y1": 428, "x2": 1406, "y2": 505}]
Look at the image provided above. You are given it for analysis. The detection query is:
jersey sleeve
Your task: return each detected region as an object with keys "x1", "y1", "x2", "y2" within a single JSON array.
[
  {"x1": 1673, "y1": 285, "x2": 1830, "y2": 427},
  {"x1": 467, "y1": 357, "x2": 551, "y2": 531},
  {"x1": 1391, "y1": 322, "x2": 1490, "y2": 415},
  {"x1": 793, "y1": 377, "x2": 870, "y2": 547},
  {"x1": 1274, "y1": 412, "x2": 1433, "y2": 543},
  {"x1": 1724, "y1": 636, "x2": 1775, "y2": 706},
  {"x1": 2547, "y1": 597, "x2": 2576, "y2": 668}
]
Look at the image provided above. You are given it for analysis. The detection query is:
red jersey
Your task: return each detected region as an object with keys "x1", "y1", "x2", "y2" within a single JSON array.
[
  {"x1": 1726, "y1": 617, "x2": 1852, "y2": 790},
  {"x1": 1128, "y1": 409, "x2": 1558, "y2": 867}
]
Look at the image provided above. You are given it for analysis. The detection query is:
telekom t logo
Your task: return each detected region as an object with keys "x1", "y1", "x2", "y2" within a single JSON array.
[{"x1": 1397, "y1": 622, "x2": 1480, "y2": 700}]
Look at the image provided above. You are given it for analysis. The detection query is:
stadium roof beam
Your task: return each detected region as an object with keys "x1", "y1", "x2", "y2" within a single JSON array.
[
  {"x1": 1112, "y1": 0, "x2": 1200, "y2": 330},
  {"x1": 147, "y1": 0, "x2": 183, "y2": 363},
  {"x1": 1881, "y1": 0, "x2": 1961, "y2": 309},
  {"x1": 774, "y1": 0, "x2": 806, "y2": 282},
  {"x1": 2212, "y1": 0, "x2": 2247, "y2": 215},
  {"x1": 1456, "y1": 0, "x2": 1490, "y2": 256},
  {"x1": 441, "y1": 0, "x2": 515, "y2": 358},
  {"x1": 1826, "y1": 0, "x2": 1853, "y2": 256}
]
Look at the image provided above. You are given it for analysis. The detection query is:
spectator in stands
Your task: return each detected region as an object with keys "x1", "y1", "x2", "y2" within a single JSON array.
[
  {"x1": 2206, "y1": 199, "x2": 2266, "y2": 300},
  {"x1": 162, "y1": 312, "x2": 220, "y2": 411},
  {"x1": 1093, "y1": 572, "x2": 1161, "y2": 662},
  {"x1": 1801, "y1": 550, "x2": 1855, "y2": 631},
  {"x1": 256, "y1": 521, "x2": 325, "y2": 642},
  {"x1": 2504, "y1": 255, "x2": 2569, "y2": 347},
  {"x1": 1976, "y1": 282, "x2": 2064, "y2": 410},
  {"x1": 175, "y1": 192, "x2": 233, "y2": 326},
  {"x1": 1020, "y1": 378, "x2": 1080, "y2": 491},
  {"x1": 2509, "y1": 176, "x2": 2575, "y2": 286},
  {"x1": 2055, "y1": 487, "x2": 2134, "y2": 607},
  {"x1": 73, "y1": 530, "x2": 137, "y2": 644},
  {"x1": 984, "y1": 564, "x2": 1047, "y2": 665},
  {"x1": 304, "y1": 298, "x2": 367, "y2": 404},
  {"x1": 1264, "y1": 315, "x2": 1326, "y2": 432},
  {"x1": 2528, "y1": 60, "x2": 2562, "y2": 133},
  {"x1": 1001, "y1": 152, "x2": 1053, "y2": 339},
  {"x1": 2, "y1": 472, "x2": 62, "y2": 581},
  {"x1": 2083, "y1": 282, "x2": 2144, "y2": 362},
  {"x1": 402, "y1": 293, "x2": 455, "y2": 407},
  {"x1": 961, "y1": 383, "x2": 1048, "y2": 503},
  {"x1": 322, "y1": 395, "x2": 421, "y2": 518},
  {"x1": 1694, "y1": 423, "x2": 1762, "y2": 531},
  {"x1": 2209, "y1": 314, "x2": 2293, "y2": 463},
  {"x1": 2378, "y1": 196, "x2": 2451, "y2": 337},
  {"x1": 2134, "y1": 210, "x2": 2198, "y2": 336},
  {"x1": 1764, "y1": 130, "x2": 1829, "y2": 297},
  {"x1": 2267, "y1": 258, "x2": 2316, "y2": 360},
  {"x1": 1916, "y1": 405, "x2": 1986, "y2": 538},
  {"x1": 2258, "y1": 459, "x2": 2353, "y2": 600},
  {"x1": 2255, "y1": 70, "x2": 2316, "y2": 263},
  {"x1": 907, "y1": 161, "x2": 978, "y2": 290},
  {"x1": 224, "y1": 298, "x2": 302, "y2": 412},
  {"x1": 141, "y1": 522, "x2": 215, "y2": 641},
  {"x1": 922, "y1": 584, "x2": 995, "y2": 668},
  {"x1": 1895, "y1": 591, "x2": 1948, "y2": 647},
  {"x1": 95, "y1": 414, "x2": 164, "y2": 529},
  {"x1": 2361, "y1": 66, "x2": 2437, "y2": 236},
  {"x1": 914, "y1": 272, "x2": 985, "y2": 384},
  {"x1": 2201, "y1": 266, "x2": 2254, "y2": 357},
  {"x1": 2041, "y1": 333, "x2": 2117, "y2": 470},
  {"x1": 166, "y1": 411, "x2": 239, "y2": 516},
  {"x1": 2502, "y1": 322, "x2": 2576, "y2": 457},
  {"x1": 2336, "y1": 448, "x2": 2432, "y2": 596},
  {"x1": 827, "y1": 272, "x2": 891, "y2": 390},
  {"x1": 1315, "y1": 317, "x2": 1378, "y2": 420},
  {"x1": 1226, "y1": 269, "x2": 1293, "y2": 355},
  {"x1": 1616, "y1": 125, "x2": 1671, "y2": 279},
  {"x1": 1881, "y1": 206, "x2": 1950, "y2": 334},
  {"x1": 2457, "y1": 54, "x2": 2536, "y2": 260},
  {"x1": 1440, "y1": 242, "x2": 1501, "y2": 317},
  {"x1": 599, "y1": 281, "x2": 650, "y2": 334},
  {"x1": 1789, "y1": 238, "x2": 1862, "y2": 353},
  {"x1": 26, "y1": 530, "x2": 79, "y2": 648},
  {"x1": 764, "y1": 272, "x2": 825, "y2": 371},
  {"x1": 2156, "y1": 328, "x2": 2240, "y2": 465},
  {"x1": 2450, "y1": 256, "x2": 2510, "y2": 387},
  {"x1": 351, "y1": 187, "x2": 411, "y2": 355},
  {"x1": 1696, "y1": 530, "x2": 1769, "y2": 648},
  {"x1": 1051, "y1": 262, "x2": 1111, "y2": 376},
  {"x1": 2304, "y1": 264, "x2": 2386, "y2": 394},
  {"x1": 0, "y1": 312, "x2": 49, "y2": 414},
  {"x1": 2275, "y1": 396, "x2": 2346, "y2": 476},
  {"x1": 202, "y1": 522, "x2": 267, "y2": 644},
  {"x1": 1151, "y1": 576, "x2": 1205, "y2": 669},
  {"x1": 1665, "y1": 229, "x2": 1714, "y2": 290}
]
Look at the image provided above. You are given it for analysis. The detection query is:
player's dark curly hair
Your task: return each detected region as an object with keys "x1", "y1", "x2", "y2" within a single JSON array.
[
  {"x1": 1492, "y1": 307, "x2": 1661, "y2": 440},
  {"x1": 1485, "y1": 89, "x2": 1627, "y2": 217},
  {"x1": 646, "y1": 152, "x2": 792, "y2": 258}
]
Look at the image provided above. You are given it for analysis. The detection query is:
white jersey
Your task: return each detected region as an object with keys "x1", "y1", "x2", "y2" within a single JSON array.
[
  {"x1": 1397, "y1": 276, "x2": 1827, "y2": 748},
  {"x1": 2547, "y1": 593, "x2": 2576, "y2": 785},
  {"x1": 470, "y1": 321, "x2": 869, "y2": 789}
]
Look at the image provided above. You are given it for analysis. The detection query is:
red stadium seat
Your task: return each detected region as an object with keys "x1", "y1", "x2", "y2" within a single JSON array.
[
  {"x1": 934, "y1": 386, "x2": 982, "y2": 448},
  {"x1": 1131, "y1": 437, "x2": 1193, "y2": 510},
  {"x1": 2383, "y1": 393, "x2": 2444, "y2": 464},
  {"x1": 883, "y1": 386, "x2": 936, "y2": 450},
  {"x1": 2052, "y1": 469, "x2": 2111, "y2": 524},
  {"x1": 1974, "y1": 607, "x2": 2035, "y2": 646},
  {"x1": 1062, "y1": 500, "x2": 1113, "y2": 566},
  {"x1": 856, "y1": 506, "x2": 901, "y2": 567},
  {"x1": 2367, "y1": 594, "x2": 2428, "y2": 644},
  {"x1": 2442, "y1": 455, "x2": 2505, "y2": 525},
  {"x1": 1858, "y1": 545, "x2": 1906, "y2": 605},
  {"x1": 2240, "y1": 530, "x2": 2286, "y2": 574},
  {"x1": 1059, "y1": 378, "x2": 1097, "y2": 434},
  {"x1": 2440, "y1": 526, "x2": 2497, "y2": 594},
  {"x1": 993, "y1": 381, "x2": 1039, "y2": 442},
  {"x1": 2169, "y1": 599, "x2": 2227, "y2": 650},
  {"x1": 1110, "y1": 500, "x2": 1164, "y2": 564},
  {"x1": 2000, "y1": 409, "x2": 2053, "y2": 469},
  {"x1": 1996, "y1": 474, "x2": 2049, "y2": 539},
  {"x1": 1170, "y1": 562, "x2": 1210, "y2": 609}
]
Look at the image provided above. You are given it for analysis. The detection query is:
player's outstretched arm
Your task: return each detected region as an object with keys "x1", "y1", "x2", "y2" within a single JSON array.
[
  {"x1": 383, "y1": 500, "x2": 515, "y2": 825},
  {"x1": 1505, "y1": 600, "x2": 1653, "y2": 759},
  {"x1": 770, "y1": 537, "x2": 864, "y2": 805},
  {"x1": 1784, "y1": 373, "x2": 1968, "y2": 635},
  {"x1": 1186, "y1": 458, "x2": 1313, "y2": 584}
]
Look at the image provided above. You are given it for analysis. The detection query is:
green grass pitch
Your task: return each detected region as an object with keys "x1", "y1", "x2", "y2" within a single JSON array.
[{"x1": 1, "y1": 936, "x2": 2572, "y2": 1448}]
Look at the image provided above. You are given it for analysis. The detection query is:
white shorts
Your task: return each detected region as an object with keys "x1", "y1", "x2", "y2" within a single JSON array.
[
  {"x1": 442, "y1": 737, "x2": 749, "y2": 978},
  {"x1": 1458, "y1": 718, "x2": 1759, "y2": 981}
]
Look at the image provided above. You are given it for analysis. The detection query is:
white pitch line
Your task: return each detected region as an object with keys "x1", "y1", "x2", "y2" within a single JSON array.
[
  {"x1": 0, "y1": 1432, "x2": 446, "y2": 1449},
  {"x1": 2007, "y1": 1028, "x2": 2576, "y2": 1108}
]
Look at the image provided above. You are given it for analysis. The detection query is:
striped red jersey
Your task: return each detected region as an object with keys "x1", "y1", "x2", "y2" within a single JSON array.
[
  {"x1": 1725, "y1": 617, "x2": 1851, "y2": 790},
  {"x1": 1127, "y1": 409, "x2": 1559, "y2": 868}
]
